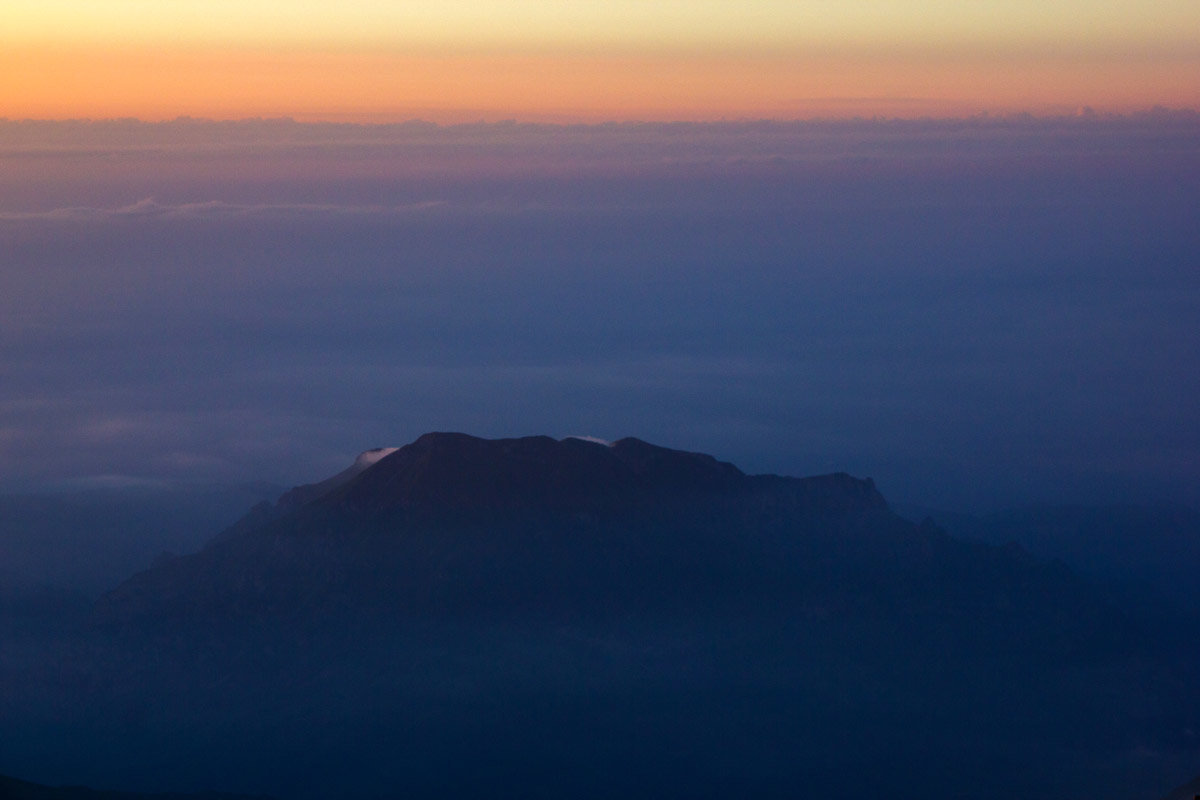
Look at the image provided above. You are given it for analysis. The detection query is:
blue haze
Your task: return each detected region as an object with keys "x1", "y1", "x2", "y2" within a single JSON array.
[{"x1": 0, "y1": 115, "x2": 1197, "y2": 511}]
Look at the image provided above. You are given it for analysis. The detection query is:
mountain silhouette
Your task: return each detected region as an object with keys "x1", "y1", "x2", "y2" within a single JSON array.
[
  {"x1": 320, "y1": 433, "x2": 750, "y2": 516},
  {"x1": 91, "y1": 433, "x2": 925, "y2": 632},
  {"x1": 1158, "y1": 771, "x2": 1200, "y2": 800},
  {"x1": 93, "y1": 433, "x2": 1150, "y2": 662},
  {"x1": 20, "y1": 434, "x2": 1196, "y2": 800}
]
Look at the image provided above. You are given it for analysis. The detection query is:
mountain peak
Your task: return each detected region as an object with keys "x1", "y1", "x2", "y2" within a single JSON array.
[
  {"x1": 201, "y1": 433, "x2": 886, "y2": 552},
  {"x1": 314, "y1": 432, "x2": 747, "y2": 517}
]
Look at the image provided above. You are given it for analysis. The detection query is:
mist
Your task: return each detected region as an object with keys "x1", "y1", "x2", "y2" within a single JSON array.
[{"x1": 2, "y1": 114, "x2": 1197, "y2": 511}]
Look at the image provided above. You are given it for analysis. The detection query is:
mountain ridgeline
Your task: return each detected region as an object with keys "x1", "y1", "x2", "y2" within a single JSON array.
[
  {"x1": 95, "y1": 434, "x2": 900, "y2": 631},
  {"x1": 6, "y1": 434, "x2": 1198, "y2": 800}
]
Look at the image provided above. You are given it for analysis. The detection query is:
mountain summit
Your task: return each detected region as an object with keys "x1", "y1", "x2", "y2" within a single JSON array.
[
  {"x1": 95, "y1": 433, "x2": 892, "y2": 629},
  {"x1": 60, "y1": 434, "x2": 1200, "y2": 799},
  {"x1": 219, "y1": 432, "x2": 885, "y2": 528},
  {"x1": 321, "y1": 433, "x2": 749, "y2": 516}
]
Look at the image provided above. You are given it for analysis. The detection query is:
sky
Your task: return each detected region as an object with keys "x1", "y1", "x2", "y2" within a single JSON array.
[
  {"x1": 2, "y1": 0, "x2": 1198, "y2": 120},
  {"x1": 1, "y1": 115, "x2": 1198, "y2": 512},
  {"x1": 0, "y1": 3, "x2": 1197, "y2": 512}
]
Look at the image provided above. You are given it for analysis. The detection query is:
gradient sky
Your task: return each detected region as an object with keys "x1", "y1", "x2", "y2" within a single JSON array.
[
  {"x1": 3, "y1": 0, "x2": 1198, "y2": 120},
  {"x1": 1, "y1": 4, "x2": 1198, "y2": 514}
]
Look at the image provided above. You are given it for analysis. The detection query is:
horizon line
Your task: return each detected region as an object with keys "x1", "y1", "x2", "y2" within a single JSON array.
[{"x1": 3, "y1": 106, "x2": 1199, "y2": 128}]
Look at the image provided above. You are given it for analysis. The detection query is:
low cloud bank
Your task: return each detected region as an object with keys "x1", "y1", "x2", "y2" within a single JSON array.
[
  {"x1": 0, "y1": 198, "x2": 446, "y2": 222},
  {"x1": 0, "y1": 115, "x2": 1196, "y2": 511}
]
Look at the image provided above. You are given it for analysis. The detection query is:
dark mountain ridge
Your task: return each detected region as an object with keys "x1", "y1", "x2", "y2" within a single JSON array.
[
  {"x1": 91, "y1": 434, "x2": 918, "y2": 633},
  {"x1": 901, "y1": 502, "x2": 1200, "y2": 612},
  {"x1": 321, "y1": 433, "x2": 750, "y2": 516},
  {"x1": 91, "y1": 434, "x2": 1149, "y2": 649},
  {"x1": 11, "y1": 434, "x2": 1197, "y2": 800},
  {"x1": 247, "y1": 432, "x2": 887, "y2": 521}
]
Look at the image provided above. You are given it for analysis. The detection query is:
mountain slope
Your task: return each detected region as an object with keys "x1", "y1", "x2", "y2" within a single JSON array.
[
  {"x1": 913, "y1": 503, "x2": 1200, "y2": 613},
  {"x1": 1158, "y1": 771, "x2": 1200, "y2": 800},
  {"x1": 11, "y1": 434, "x2": 1197, "y2": 800},
  {"x1": 96, "y1": 434, "x2": 903, "y2": 628},
  {"x1": 0, "y1": 482, "x2": 281, "y2": 596}
]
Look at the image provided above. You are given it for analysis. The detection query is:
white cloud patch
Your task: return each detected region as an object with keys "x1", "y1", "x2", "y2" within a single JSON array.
[{"x1": 564, "y1": 435, "x2": 612, "y2": 446}]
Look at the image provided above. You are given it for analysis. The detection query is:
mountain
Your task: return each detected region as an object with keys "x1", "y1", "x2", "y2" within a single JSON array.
[
  {"x1": 279, "y1": 447, "x2": 400, "y2": 508},
  {"x1": 6, "y1": 434, "x2": 1198, "y2": 800},
  {"x1": 202, "y1": 448, "x2": 398, "y2": 548},
  {"x1": 1158, "y1": 772, "x2": 1200, "y2": 800},
  {"x1": 893, "y1": 500, "x2": 1200, "y2": 668},
  {"x1": 96, "y1": 433, "x2": 905, "y2": 632},
  {"x1": 0, "y1": 482, "x2": 282, "y2": 597},
  {"x1": 904, "y1": 503, "x2": 1200, "y2": 613},
  {"x1": 319, "y1": 433, "x2": 751, "y2": 516}
]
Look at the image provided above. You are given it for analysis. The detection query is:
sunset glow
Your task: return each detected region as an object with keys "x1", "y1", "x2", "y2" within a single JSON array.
[{"x1": 3, "y1": 1, "x2": 1197, "y2": 120}]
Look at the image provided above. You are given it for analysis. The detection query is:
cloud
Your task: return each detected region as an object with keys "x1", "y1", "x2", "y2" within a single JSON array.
[
  {"x1": 0, "y1": 197, "x2": 446, "y2": 222},
  {"x1": 564, "y1": 436, "x2": 612, "y2": 446}
]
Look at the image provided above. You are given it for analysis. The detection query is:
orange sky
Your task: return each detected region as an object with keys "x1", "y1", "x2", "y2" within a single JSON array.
[{"x1": 3, "y1": 1, "x2": 1198, "y2": 121}]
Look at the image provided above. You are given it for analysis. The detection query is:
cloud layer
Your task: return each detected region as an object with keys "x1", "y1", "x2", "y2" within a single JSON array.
[
  {"x1": 0, "y1": 197, "x2": 445, "y2": 221},
  {"x1": 1, "y1": 118, "x2": 1197, "y2": 511}
]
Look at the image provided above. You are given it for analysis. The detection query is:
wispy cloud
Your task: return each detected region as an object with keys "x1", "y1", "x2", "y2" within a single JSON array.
[{"x1": 0, "y1": 197, "x2": 446, "y2": 221}]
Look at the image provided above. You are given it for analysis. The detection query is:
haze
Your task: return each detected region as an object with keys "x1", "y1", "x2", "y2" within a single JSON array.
[{"x1": 1, "y1": 115, "x2": 1197, "y2": 512}]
